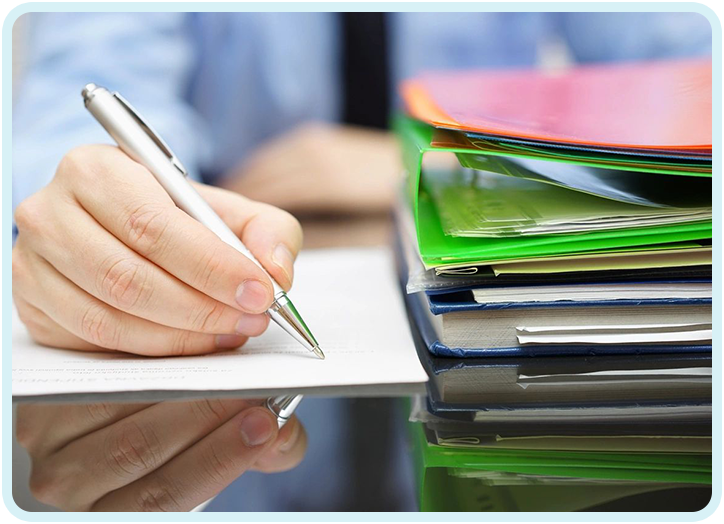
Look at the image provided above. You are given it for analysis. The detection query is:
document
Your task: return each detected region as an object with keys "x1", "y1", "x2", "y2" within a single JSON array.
[
  {"x1": 517, "y1": 367, "x2": 711, "y2": 389},
  {"x1": 426, "y1": 164, "x2": 711, "y2": 239},
  {"x1": 430, "y1": 128, "x2": 712, "y2": 175},
  {"x1": 457, "y1": 154, "x2": 711, "y2": 208},
  {"x1": 472, "y1": 405, "x2": 712, "y2": 423},
  {"x1": 435, "y1": 433, "x2": 712, "y2": 453},
  {"x1": 516, "y1": 323, "x2": 713, "y2": 345},
  {"x1": 519, "y1": 367, "x2": 712, "y2": 381},
  {"x1": 12, "y1": 247, "x2": 428, "y2": 402},
  {"x1": 473, "y1": 283, "x2": 712, "y2": 303},
  {"x1": 489, "y1": 247, "x2": 712, "y2": 275}
]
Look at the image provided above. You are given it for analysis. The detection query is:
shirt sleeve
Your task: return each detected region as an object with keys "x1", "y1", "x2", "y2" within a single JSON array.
[
  {"x1": 12, "y1": 13, "x2": 209, "y2": 221},
  {"x1": 560, "y1": 12, "x2": 712, "y2": 64}
]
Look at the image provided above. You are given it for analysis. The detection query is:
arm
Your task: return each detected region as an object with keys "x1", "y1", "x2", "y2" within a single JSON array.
[
  {"x1": 12, "y1": 16, "x2": 309, "y2": 509},
  {"x1": 13, "y1": 12, "x2": 209, "y2": 215}
]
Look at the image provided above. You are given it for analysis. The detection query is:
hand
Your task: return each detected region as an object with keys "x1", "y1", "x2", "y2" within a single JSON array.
[
  {"x1": 16, "y1": 399, "x2": 306, "y2": 511},
  {"x1": 12, "y1": 145, "x2": 302, "y2": 355},
  {"x1": 224, "y1": 123, "x2": 401, "y2": 215}
]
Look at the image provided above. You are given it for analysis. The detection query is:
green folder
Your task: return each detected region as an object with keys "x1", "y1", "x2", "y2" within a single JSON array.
[
  {"x1": 424, "y1": 165, "x2": 711, "y2": 238},
  {"x1": 410, "y1": 422, "x2": 712, "y2": 511},
  {"x1": 416, "y1": 467, "x2": 711, "y2": 512},
  {"x1": 395, "y1": 116, "x2": 712, "y2": 269}
]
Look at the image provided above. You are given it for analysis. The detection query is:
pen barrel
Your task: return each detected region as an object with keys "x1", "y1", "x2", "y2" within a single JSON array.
[
  {"x1": 266, "y1": 395, "x2": 304, "y2": 428},
  {"x1": 83, "y1": 87, "x2": 283, "y2": 297},
  {"x1": 83, "y1": 84, "x2": 307, "y2": 442}
]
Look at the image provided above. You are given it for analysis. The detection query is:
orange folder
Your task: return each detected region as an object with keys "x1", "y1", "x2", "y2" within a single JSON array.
[{"x1": 402, "y1": 58, "x2": 712, "y2": 151}]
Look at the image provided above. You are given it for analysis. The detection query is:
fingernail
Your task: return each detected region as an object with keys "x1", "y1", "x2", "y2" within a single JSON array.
[
  {"x1": 215, "y1": 334, "x2": 245, "y2": 349},
  {"x1": 235, "y1": 280, "x2": 271, "y2": 313},
  {"x1": 272, "y1": 244, "x2": 294, "y2": 284},
  {"x1": 279, "y1": 422, "x2": 301, "y2": 453},
  {"x1": 235, "y1": 314, "x2": 268, "y2": 336},
  {"x1": 239, "y1": 409, "x2": 276, "y2": 447}
]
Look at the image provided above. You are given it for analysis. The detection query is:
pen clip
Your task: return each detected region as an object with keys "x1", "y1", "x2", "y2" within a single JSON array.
[{"x1": 112, "y1": 92, "x2": 189, "y2": 177}]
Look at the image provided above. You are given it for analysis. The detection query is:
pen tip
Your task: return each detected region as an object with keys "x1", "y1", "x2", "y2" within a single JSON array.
[{"x1": 313, "y1": 346, "x2": 326, "y2": 360}]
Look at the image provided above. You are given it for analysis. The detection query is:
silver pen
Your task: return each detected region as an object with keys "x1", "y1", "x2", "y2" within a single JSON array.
[{"x1": 82, "y1": 84, "x2": 323, "y2": 427}]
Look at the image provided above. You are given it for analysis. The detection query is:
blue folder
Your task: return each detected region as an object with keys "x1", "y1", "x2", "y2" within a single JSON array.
[
  {"x1": 427, "y1": 291, "x2": 712, "y2": 314},
  {"x1": 395, "y1": 234, "x2": 712, "y2": 357},
  {"x1": 411, "y1": 290, "x2": 711, "y2": 358},
  {"x1": 405, "y1": 307, "x2": 712, "y2": 419}
]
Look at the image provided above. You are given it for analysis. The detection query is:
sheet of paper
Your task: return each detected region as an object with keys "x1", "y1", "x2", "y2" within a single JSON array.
[
  {"x1": 516, "y1": 323, "x2": 712, "y2": 345},
  {"x1": 12, "y1": 247, "x2": 428, "y2": 401},
  {"x1": 517, "y1": 330, "x2": 712, "y2": 345},
  {"x1": 490, "y1": 248, "x2": 711, "y2": 275},
  {"x1": 518, "y1": 323, "x2": 712, "y2": 333},
  {"x1": 519, "y1": 367, "x2": 712, "y2": 380},
  {"x1": 473, "y1": 283, "x2": 712, "y2": 303},
  {"x1": 435, "y1": 434, "x2": 712, "y2": 453},
  {"x1": 472, "y1": 405, "x2": 712, "y2": 423},
  {"x1": 425, "y1": 162, "x2": 711, "y2": 239},
  {"x1": 516, "y1": 367, "x2": 711, "y2": 389}
]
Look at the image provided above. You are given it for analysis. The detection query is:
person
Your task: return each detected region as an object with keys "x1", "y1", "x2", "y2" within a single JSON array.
[{"x1": 12, "y1": 12, "x2": 712, "y2": 512}]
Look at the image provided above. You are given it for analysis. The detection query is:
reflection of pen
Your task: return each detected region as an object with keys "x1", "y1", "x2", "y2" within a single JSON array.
[{"x1": 82, "y1": 84, "x2": 323, "y2": 427}]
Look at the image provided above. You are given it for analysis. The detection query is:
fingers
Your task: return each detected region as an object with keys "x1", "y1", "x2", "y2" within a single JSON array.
[
  {"x1": 91, "y1": 406, "x2": 280, "y2": 511},
  {"x1": 15, "y1": 248, "x2": 247, "y2": 356},
  {"x1": 13, "y1": 145, "x2": 303, "y2": 356},
  {"x1": 194, "y1": 183, "x2": 303, "y2": 291},
  {"x1": 28, "y1": 399, "x2": 254, "y2": 511},
  {"x1": 252, "y1": 415, "x2": 308, "y2": 473},
  {"x1": 16, "y1": 400, "x2": 152, "y2": 460},
  {"x1": 13, "y1": 294, "x2": 98, "y2": 352},
  {"x1": 61, "y1": 146, "x2": 276, "y2": 314},
  {"x1": 19, "y1": 400, "x2": 307, "y2": 511},
  {"x1": 21, "y1": 193, "x2": 268, "y2": 337}
]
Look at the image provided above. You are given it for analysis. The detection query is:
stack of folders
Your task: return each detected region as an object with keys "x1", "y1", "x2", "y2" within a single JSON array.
[{"x1": 393, "y1": 58, "x2": 712, "y2": 512}]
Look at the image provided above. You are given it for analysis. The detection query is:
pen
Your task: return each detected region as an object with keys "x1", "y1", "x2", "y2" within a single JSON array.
[{"x1": 82, "y1": 84, "x2": 323, "y2": 427}]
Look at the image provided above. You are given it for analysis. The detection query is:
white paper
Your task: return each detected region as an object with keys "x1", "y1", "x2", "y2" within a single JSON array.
[
  {"x1": 516, "y1": 323, "x2": 712, "y2": 345},
  {"x1": 473, "y1": 283, "x2": 712, "y2": 303},
  {"x1": 519, "y1": 367, "x2": 712, "y2": 381},
  {"x1": 517, "y1": 367, "x2": 711, "y2": 389},
  {"x1": 473, "y1": 405, "x2": 712, "y2": 423},
  {"x1": 517, "y1": 330, "x2": 712, "y2": 345},
  {"x1": 517, "y1": 323, "x2": 712, "y2": 333},
  {"x1": 12, "y1": 247, "x2": 428, "y2": 401}
]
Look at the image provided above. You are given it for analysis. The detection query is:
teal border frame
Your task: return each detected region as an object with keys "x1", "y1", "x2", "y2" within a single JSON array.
[{"x1": 2, "y1": 2, "x2": 721, "y2": 521}]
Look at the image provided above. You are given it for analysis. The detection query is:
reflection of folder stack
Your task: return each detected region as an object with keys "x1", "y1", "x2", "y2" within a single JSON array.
[{"x1": 394, "y1": 58, "x2": 713, "y2": 511}]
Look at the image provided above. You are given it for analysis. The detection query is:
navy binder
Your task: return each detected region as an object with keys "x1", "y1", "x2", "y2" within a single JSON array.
[{"x1": 395, "y1": 233, "x2": 712, "y2": 358}]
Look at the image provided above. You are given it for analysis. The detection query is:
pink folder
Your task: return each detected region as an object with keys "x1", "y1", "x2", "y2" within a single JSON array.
[{"x1": 402, "y1": 58, "x2": 712, "y2": 152}]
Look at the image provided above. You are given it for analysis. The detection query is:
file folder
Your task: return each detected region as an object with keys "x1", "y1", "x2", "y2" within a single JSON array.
[
  {"x1": 402, "y1": 58, "x2": 712, "y2": 151},
  {"x1": 395, "y1": 116, "x2": 712, "y2": 270},
  {"x1": 397, "y1": 59, "x2": 712, "y2": 513}
]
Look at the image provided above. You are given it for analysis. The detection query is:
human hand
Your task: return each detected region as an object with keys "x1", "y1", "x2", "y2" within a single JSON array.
[
  {"x1": 12, "y1": 145, "x2": 303, "y2": 355},
  {"x1": 224, "y1": 123, "x2": 401, "y2": 215},
  {"x1": 16, "y1": 398, "x2": 306, "y2": 511}
]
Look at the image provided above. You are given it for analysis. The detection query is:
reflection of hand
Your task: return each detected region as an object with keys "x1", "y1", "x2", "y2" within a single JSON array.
[
  {"x1": 225, "y1": 123, "x2": 401, "y2": 215},
  {"x1": 13, "y1": 145, "x2": 303, "y2": 355},
  {"x1": 17, "y1": 399, "x2": 306, "y2": 511}
]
